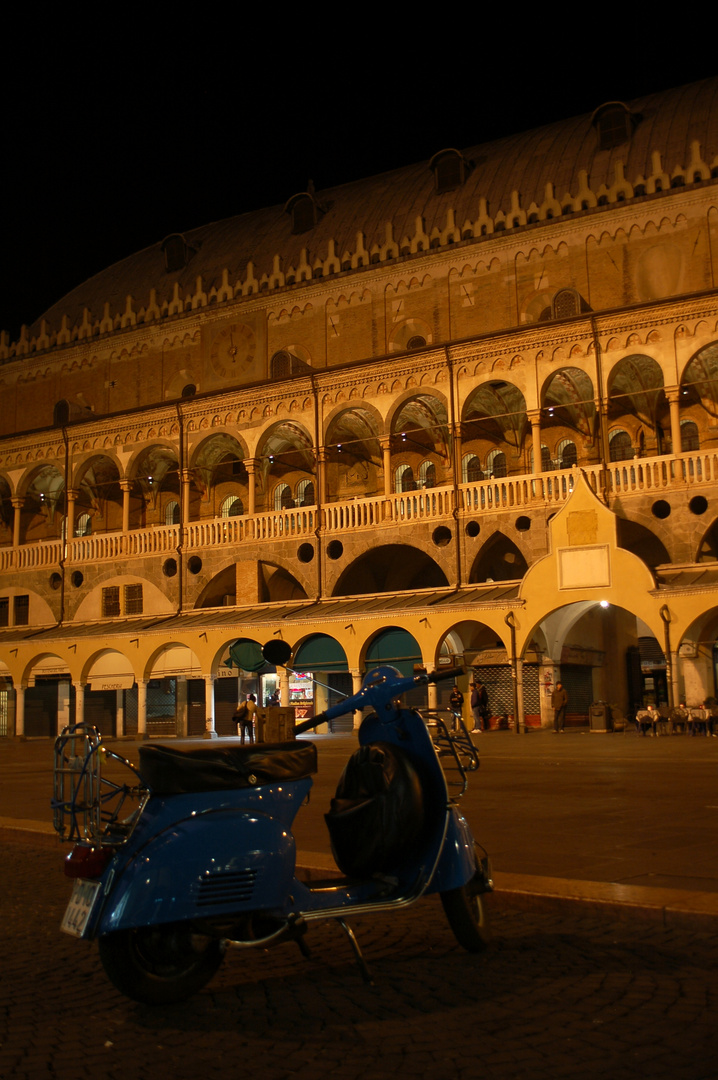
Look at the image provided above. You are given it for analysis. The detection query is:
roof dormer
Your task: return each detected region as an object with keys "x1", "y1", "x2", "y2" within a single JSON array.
[{"x1": 429, "y1": 148, "x2": 473, "y2": 193}]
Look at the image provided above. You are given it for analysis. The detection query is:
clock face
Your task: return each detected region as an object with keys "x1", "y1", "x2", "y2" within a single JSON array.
[{"x1": 210, "y1": 323, "x2": 256, "y2": 379}]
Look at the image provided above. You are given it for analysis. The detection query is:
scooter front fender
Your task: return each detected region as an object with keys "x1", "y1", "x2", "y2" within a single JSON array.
[{"x1": 97, "y1": 807, "x2": 294, "y2": 935}]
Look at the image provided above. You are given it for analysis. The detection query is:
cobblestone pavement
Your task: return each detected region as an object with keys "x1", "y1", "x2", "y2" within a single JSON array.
[{"x1": 3, "y1": 831, "x2": 718, "y2": 1080}]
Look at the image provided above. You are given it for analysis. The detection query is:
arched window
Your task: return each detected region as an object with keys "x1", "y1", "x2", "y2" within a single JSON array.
[
  {"x1": 418, "y1": 461, "x2": 436, "y2": 488},
  {"x1": 680, "y1": 420, "x2": 700, "y2": 452},
  {"x1": 461, "y1": 454, "x2": 484, "y2": 483},
  {"x1": 165, "y1": 500, "x2": 180, "y2": 525},
  {"x1": 429, "y1": 148, "x2": 472, "y2": 193},
  {"x1": 486, "y1": 449, "x2": 507, "y2": 478},
  {"x1": 274, "y1": 484, "x2": 294, "y2": 511},
  {"x1": 609, "y1": 430, "x2": 634, "y2": 462},
  {"x1": 556, "y1": 439, "x2": 578, "y2": 468},
  {"x1": 74, "y1": 513, "x2": 92, "y2": 537},
  {"x1": 220, "y1": 496, "x2": 244, "y2": 518},
  {"x1": 296, "y1": 479, "x2": 315, "y2": 506},
  {"x1": 271, "y1": 350, "x2": 292, "y2": 379},
  {"x1": 552, "y1": 288, "x2": 582, "y2": 320},
  {"x1": 530, "y1": 445, "x2": 552, "y2": 471},
  {"x1": 592, "y1": 102, "x2": 634, "y2": 150},
  {"x1": 395, "y1": 464, "x2": 416, "y2": 492}
]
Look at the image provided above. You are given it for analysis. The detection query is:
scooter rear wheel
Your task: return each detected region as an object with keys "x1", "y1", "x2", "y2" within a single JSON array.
[
  {"x1": 98, "y1": 925, "x2": 223, "y2": 1005},
  {"x1": 440, "y1": 885, "x2": 491, "y2": 953}
]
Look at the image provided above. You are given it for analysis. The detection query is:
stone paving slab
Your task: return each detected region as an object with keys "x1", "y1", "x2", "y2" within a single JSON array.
[{"x1": 3, "y1": 830, "x2": 718, "y2": 1080}]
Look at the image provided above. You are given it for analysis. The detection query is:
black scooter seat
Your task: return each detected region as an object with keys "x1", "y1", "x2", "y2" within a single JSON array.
[{"x1": 139, "y1": 738, "x2": 317, "y2": 795}]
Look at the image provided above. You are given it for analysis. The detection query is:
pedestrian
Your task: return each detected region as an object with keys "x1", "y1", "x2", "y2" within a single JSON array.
[
  {"x1": 552, "y1": 682, "x2": 568, "y2": 732},
  {"x1": 449, "y1": 685, "x2": 464, "y2": 731},
  {"x1": 242, "y1": 694, "x2": 257, "y2": 743},
  {"x1": 234, "y1": 694, "x2": 257, "y2": 744},
  {"x1": 470, "y1": 680, "x2": 489, "y2": 732}
]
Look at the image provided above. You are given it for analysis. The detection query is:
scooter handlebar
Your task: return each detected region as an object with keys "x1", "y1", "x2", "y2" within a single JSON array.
[
  {"x1": 295, "y1": 713, "x2": 329, "y2": 736},
  {"x1": 428, "y1": 666, "x2": 464, "y2": 684},
  {"x1": 293, "y1": 666, "x2": 465, "y2": 735}
]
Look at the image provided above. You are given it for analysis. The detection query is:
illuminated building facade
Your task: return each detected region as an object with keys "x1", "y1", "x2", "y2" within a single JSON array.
[{"x1": 2, "y1": 78, "x2": 718, "y2": 735}]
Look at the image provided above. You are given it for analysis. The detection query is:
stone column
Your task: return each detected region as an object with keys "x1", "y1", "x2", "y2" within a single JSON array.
[
  {"x1": 116, "y1": 689, "x2": 125, "y2": 737},
  {"x1": 351, "y1": 669, "x2": 363, "y2": 729},
  {"x1": 11, "y1": 496, "x2": 23, "y2": 550},
  {"x1": 204, "y1": 674, "x2": 216, "y2": 736},
  {"x1": 279, "y1": 666, "x2": 290, "y2": 708},
  {"x1": 516, "y1": 658, "x2": 525, "y2": 732},
  {"x1": 73, "y1": 681, "x2": 85, "y2": 731},
  {"x1": 317, "y1": 447, "x2": 327, "y2": 506},
  {"x1": 453, "y1": 424, "x2": 463, "y2": 486},
  {"x1": 181, "y1": 469, "x2": 192, "y2": 524},
  {"x1": 137, "y1": 679, "x2": 147, "y2": 737},
  {"x1": 66, "y1": 489, "x2": 79, "y2": 544},
  {"x1": 245, "y1": 458, "x2": 257, "y2": 516},
  {"x1": 120, "y1": 480, "x2": 132, "y2": 534},
  {"x1": 58, "y1": 681, "x2": 71, "y2": 735},
  {"x1": 667, "y1": 388, "x2": 682, "y2": 455},
  {"x1": 528, "y1": 410, "x2": 543, "y2": 473},
  {"x1": 15, "y1": 683, "x2": 25, "y2": 738},
  {"x1": 380, "y1": 436, "x2": 392, "y2": 497},
  {"x1": 176, "y1": 676, "x2": 187, "y2": 737}
]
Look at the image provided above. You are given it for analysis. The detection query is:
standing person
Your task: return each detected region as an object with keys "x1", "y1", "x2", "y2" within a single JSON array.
[
  {"x1": 449, "y1": 685, "x2": 464, "y2": 731},
  {"x1": 552, "y1": 682, "x2": 568, "y2": 732},
  {"x1": 470, "y1": 680, "x2": 489, "y2": 732},
  {"x1": 241, "y1": 694, "x2": 257, "y2": 744}
]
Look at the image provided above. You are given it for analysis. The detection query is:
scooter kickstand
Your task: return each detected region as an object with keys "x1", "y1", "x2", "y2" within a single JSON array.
[{"x1": 336, "y1": 917, "x2": 374, "y2": 986}]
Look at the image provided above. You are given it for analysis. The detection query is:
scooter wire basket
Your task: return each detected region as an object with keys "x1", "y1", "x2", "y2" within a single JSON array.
[{"x1": 52, "y1": 723, "x2": 149, "y2": 845}]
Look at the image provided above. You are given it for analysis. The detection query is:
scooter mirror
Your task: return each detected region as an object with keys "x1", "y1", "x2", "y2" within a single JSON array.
[{"x1": 262, "y1": 640, "x2": 292, "y2": 666}]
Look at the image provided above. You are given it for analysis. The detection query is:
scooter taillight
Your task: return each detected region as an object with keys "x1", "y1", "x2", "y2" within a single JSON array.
[{"x1": 64, "y1": 844, "x2": 114, "y2": 879}]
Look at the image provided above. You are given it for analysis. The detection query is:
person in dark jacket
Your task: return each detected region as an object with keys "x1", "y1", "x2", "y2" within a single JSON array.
[
  {"x1": 470, "y1": 681, "x2": 489, "y2": 732},
  {"x1": 449, "y1": 685, "x2": 464, "y2": 731},
  {"x1": 552, "y1": 682, "x2": 569, "y2": 732}
]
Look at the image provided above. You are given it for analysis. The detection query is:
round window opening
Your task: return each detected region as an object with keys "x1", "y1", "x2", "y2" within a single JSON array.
[
  {"x1": 163, "y1": 558, "x2": 178, "y2": 577},
  {"x1": 298, "y1": 543, "x2": 314, "y2": 564},
  {"x1": 432, "y1": 526, "x2": 452, "y2": 547},
  {"x1": 465, "y1": 520, "x2": 480, "y2": 538},
  {"x1": 690, "y1": 495, "x2": 708, "y2": 515},
  {"x1": 327, "y1": 540, "x2": 344, "y2": 560},
  {"x1": 188, "y1": 556, "x2": 203, "y2": 575},
  {"x1": 71, "y1": 570, "x2": 84, "y2": 587},
  {"x1": 651, "y1": 500, "x2": 671, "y2": 520},
  {"x1": 515, "y1": 515, "x2": 531, "y2": 532},
  {"x1": 49, "y1": 572, "x2": 62, "y2": 591}
]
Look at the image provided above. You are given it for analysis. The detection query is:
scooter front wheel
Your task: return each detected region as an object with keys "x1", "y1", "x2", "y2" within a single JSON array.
[
  {"x1": 98, "y1": 925, "x2": 224, "y2": 1005},
  {"x1": 440, "y1": 885, "x2": 491, "y2": 953}
]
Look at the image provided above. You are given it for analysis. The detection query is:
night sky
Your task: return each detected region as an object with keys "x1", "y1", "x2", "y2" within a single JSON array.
[{"x1": 2, "y1": 22, "x2": 715, "y2": 342}]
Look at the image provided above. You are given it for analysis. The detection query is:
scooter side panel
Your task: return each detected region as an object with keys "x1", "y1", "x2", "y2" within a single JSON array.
[
  {"x1": 427, "y1": 804, "x2": 477, "y2": 893},
  {"x1": 96, "y1": 807, "x2": 295, "y2": 935}
]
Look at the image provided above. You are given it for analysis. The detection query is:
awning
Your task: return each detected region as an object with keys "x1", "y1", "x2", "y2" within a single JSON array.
[{"x1": 293, "y1": 635, "x2": 348, "y2": 673}]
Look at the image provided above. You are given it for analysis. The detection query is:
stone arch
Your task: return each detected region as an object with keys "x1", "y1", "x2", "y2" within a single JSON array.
[
  {"x1": 606, "y1": 353, "x2": 668, "y2": 456},
  {"x1": 324, "y1": 406, "x2": 383, "y2": 503},
  {"x1": 462, "y1": 381, "x2": 527, "y2": 476},
  {"x1": 190, "y1": 432, "x2": 250, "y2": 520},
  {"x1": 469, "y1": 532, "x2": 529, "y2": 583},
  {"x1": 254, "y1": 421, "x2": 315, "y2": 511},
  {"x1": 332, "y1": 544, "x2": 449, "y2": 597}
]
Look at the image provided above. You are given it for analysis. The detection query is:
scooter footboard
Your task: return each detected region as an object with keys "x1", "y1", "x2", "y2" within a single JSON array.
[
  {"x1": 427, "y1": 805, "x2": 478, "y2": 894},
  {"x1": 96, "y1": 809, "x2": 295, "y2": 936}
]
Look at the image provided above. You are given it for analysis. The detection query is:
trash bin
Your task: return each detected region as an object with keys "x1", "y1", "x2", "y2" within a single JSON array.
[{"x1": 589, "y1": 702, "x2": 610, "y2": 732}]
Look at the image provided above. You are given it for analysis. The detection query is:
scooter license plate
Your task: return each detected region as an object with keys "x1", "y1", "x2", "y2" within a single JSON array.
[{"x1": 61, "y1": 879, "x2": 102, "y2": 938}]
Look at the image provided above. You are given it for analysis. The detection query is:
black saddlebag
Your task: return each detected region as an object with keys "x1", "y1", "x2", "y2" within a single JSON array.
[{"x1": 325, "y1": 741, "x2": 424, "y2": 878}]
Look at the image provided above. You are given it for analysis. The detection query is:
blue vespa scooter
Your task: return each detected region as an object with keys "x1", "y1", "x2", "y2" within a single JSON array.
[{"x1": 53, "y1": 642, "x2": 492, "y2": 1005}]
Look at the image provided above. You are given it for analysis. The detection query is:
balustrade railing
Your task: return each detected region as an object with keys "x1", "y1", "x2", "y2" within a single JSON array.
[{"x1": 4, "y1": 451, "x2": 716, "y2": 571}]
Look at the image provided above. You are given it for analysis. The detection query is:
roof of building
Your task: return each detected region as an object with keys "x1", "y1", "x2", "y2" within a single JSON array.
[{"x1": 32, "y1": 78, "x2": 718, "y2": 338}]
